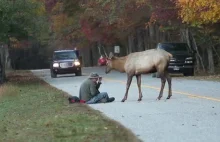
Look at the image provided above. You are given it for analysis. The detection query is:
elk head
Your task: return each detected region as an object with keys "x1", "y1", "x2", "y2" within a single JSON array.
[{"x1": 105, "y1": 52, "x2": 114, "y2": 74}]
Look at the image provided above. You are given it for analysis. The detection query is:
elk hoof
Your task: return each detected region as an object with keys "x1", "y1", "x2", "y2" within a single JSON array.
[
  {"x1": 137, "y1": 98, "x2": 142, "y2": 101},
  {"x1": 166, "y1": 95, "x2": 172, "y2": 99},
  {"x1": 121, "y1": 99, "x2": 125, "y2": 102},
  {"x1": 157, "y1": 96, "x2": 162, "y2": 100}
]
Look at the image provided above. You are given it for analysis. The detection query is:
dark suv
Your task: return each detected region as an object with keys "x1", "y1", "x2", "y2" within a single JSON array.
[
  {"x1": 153, "y1": 42, "x2": 196, "y2": 77},
  {"x1": 50, "y1": 50, "x2": 82, "y2": 78}
]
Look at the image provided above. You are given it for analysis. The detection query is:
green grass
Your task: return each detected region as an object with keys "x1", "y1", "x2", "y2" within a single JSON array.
[{"x1": 0, "y1": 71, "x2": 141, "y2": 142}]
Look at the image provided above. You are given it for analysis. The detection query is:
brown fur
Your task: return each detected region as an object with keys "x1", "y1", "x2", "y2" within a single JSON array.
[
  {"x1": 105, "y1": 49, "x2": 173, "y2": 102},
  {"x1": 111, "y1": 56, "x2": 127, "y2": 72}
]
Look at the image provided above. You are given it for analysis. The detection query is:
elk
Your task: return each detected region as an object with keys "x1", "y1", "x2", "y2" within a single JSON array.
[{"x1": 105, "y1": 49, "x2": 173, "y2": 102}]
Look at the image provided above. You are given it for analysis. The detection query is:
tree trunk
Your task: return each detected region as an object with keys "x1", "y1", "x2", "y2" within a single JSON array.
[
  {"x1": 180, "y1": 28, "x2": 206, "y2": 73},
  {"x1": 0, "y1": 45, "x2": 6, "y2": 84},
  {"x1": 207, "y1": 47, "x2": 215, "y2": 74},
  {"x1": 97, "y1": 41, "x2": 102, "y2": 56},
  {"x1": 190, "y1": 32, "x2": 206, "y2": 72},
  {"x1": 185, "y1": 28, "x2": 192, "y2": 50},
  {"x1": 149, "y1": 23, "x2": 155, "y2": 49},
  {"x1": 144, "y1": 28, "x2": 149, "y2": 50},
  {"x1": 156, "y1": 24, "x2": 160, "y2": 43},
  {"x1": 128, "y1": 34, "x2": 134, "y2": 53},
  {"x1": 161, "y1": 31, "x2": 166, "y2": 42},
  {"x1": 137, "y1": 28, "x2": 144, "y2": 51},
  {"x1": 89, "y1": 47, "x2": 93, "y2": 66},
  {"x1": 185, "y1": 28, "x2": 201, "y2": 71},
  {"x1": 212, "y1": 46, "x2": 220, "y2": 61},
  {"x1": 91, "y1": 43, "x2": 99, "y2": 66},
  {"x1": 5, "y1": 45, "x2": 11, "y2": 70}
]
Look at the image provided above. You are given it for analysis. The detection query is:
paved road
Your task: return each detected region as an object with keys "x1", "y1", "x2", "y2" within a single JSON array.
[{"x1": 32, "y1": 67, "x2": 220, "y2": 142}]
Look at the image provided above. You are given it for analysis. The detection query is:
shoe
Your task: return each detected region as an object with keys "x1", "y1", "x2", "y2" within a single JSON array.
[{"x1": 107, "y1": 97, "x2": 115, "y2": 102}]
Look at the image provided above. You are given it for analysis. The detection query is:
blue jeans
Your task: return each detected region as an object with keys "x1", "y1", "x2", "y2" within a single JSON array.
[{"x1": 86, "y1": 92, "x2": 109, "y2": 104}]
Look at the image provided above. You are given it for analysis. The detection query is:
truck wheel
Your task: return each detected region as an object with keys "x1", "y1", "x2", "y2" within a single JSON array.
[
  {"x1": 51, "y1": 70, "x2": 57, "y2": 78},
  {"x1": 75, "y1": 71, "x2": 82, "y2": 76},
  {"x1": 184, "y1": 69, "x2": 194, "y2": 76}
]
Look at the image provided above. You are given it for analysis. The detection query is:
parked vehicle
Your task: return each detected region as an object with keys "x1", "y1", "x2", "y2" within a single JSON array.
[
  {"x1": 50, "y1": 49, "x2": 82, "y2": 78},
  {"x1": 152, "y1": 42, "x2": 196, "y2": 77},
  {"x1": 98, "y1": 55, "x2": 107, "y2": 66}
]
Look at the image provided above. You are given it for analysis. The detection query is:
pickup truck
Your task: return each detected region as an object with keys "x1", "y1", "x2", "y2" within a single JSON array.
[{"x1": 153, "y1": 42, "x2": 196, "y2": 77}]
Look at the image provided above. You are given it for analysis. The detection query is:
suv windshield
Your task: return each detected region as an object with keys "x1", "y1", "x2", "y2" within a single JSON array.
[
  {"x1": 158, "y1": 43, "x2": 189, "y2": 53},
  {"x1": 53, "y1": 51, "x2": 77, "y2": 60}
]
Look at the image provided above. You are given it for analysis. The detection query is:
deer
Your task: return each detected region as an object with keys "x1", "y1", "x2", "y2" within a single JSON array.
[{"x1": 105, "y1": 48, "x2": 173, "y2": 102}]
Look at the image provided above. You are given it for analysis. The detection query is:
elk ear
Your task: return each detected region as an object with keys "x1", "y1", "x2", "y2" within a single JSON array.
[{"x1": 109, "y1": 52, "x2": 114, "y2": 59}]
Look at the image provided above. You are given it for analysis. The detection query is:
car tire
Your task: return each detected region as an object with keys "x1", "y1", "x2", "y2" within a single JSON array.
[
  {"x1": 75, "y1": 71, "x2": 82, "y2": 76},
  {"x1": 183, "y1": 69, "x2": 194, "y2": 76},
  {"x1": 51, "y1": 70, "x2": 57, "y2": 78}
]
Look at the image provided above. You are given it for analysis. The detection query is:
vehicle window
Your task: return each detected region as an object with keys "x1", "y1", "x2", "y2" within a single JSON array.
[
  {"x1": 53, "y1": 51, "x2": 77, "y2": 60},
  {"x1": 159, "y1": 43, "x2": 189, "y2": 53}
]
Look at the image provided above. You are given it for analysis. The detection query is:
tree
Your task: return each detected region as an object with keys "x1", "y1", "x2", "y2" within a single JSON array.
[
  {"x1": 0, "y1": 0, "x2": 51, "y2": 72},
  {"x1": 0, "y1": 0, "x2": 50, "y2": 44},
  {"x1": 177, "y1": 0, "x2": 220, "y2": 26},
  {"x1": 176, "y1": 0, "x2": 220, "y2": 74}
]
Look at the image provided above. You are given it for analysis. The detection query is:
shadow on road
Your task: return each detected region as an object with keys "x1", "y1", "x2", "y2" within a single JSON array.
[{"x1": 56, "y1": 74, "x2": 87, "y2": 78}]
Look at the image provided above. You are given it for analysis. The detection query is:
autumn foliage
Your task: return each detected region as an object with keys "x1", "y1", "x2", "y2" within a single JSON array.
[
  {"x1": 2, "y1": 0, "x2": 220, "y2": 73},
  {"x1": 44, "y1": 0, "x2": 220, "y2": 47},
  {"x1": 176, "y1": 0, "x2": 220, "y2": 25}
]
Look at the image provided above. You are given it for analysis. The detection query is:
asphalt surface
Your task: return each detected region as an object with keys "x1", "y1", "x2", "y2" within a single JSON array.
[{"x1": 32, "y1": 67, "x2": 220, "y2": 142}]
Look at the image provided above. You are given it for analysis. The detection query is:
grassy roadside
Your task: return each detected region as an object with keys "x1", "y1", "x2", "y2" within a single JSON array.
[{"x1": 0, "y1": 71, "x2": 141, "y2": 142}]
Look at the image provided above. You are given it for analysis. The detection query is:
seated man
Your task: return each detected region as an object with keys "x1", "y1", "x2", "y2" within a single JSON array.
[{"x1": 79, "y1": 72, "x2": 115, "y2": 104}]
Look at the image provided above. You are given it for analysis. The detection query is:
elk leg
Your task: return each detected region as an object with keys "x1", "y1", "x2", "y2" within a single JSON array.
[
  {"x1": 136, "y1": 74, "x2": 143, "y2": 101},
  {"x1": 122, "y1": 75, "x2": 133, "y2": 102},
  {"x1": 157, "y1": 74, "x2": 166, "y2": 100},
  {"x1": 166, "y1": 72, "x2": 172, "y2": 99}
]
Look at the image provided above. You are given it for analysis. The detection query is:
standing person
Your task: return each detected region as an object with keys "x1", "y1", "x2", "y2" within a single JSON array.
[{"x1": 79, "y1": 72, "x2": 115, "y2": 104}]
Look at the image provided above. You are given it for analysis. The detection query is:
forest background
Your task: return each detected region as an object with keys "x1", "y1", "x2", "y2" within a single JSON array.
[{"x1": 1, "y1": 0, "x2": 220, "y2": 83}]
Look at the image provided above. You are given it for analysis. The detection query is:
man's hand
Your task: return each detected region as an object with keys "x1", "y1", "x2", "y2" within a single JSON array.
[
  {"x1": 98, "y1": 77, "x2": 102, "y2": 83},
  {"x1": 96, "y1": 77, "x2": 102, "y2": 90}
]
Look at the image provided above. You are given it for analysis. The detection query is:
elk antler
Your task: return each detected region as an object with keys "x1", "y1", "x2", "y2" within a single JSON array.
[
  {"x1": 109, "y1": 52, "x2": 114, "y2": 59},
  {"x1": 102, "y1": 46, "x2": 108, "y2": 58}
]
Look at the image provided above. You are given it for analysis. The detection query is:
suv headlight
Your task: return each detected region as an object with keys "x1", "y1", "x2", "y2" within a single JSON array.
[
  {"x1": 53, "y1": 63, "x2": 59, "y2": 67},
  {"x1": 170, "y1": 58, "x2": 176, "y2": 62},
  {"x1": 185, "y1": 61, "x2": 193, "y2": 63},
  {"x1": 186, "y1": 57, "x2": 193, "y2": 60},
  {"x1": 74, "y1": 61, "x2": 80, "y2": 66},
  {"x1": 185, "y1": 57, "x2": 193, "y2": 63}
]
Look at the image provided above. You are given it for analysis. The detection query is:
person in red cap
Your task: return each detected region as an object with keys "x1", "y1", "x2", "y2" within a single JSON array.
[{"x1": 79, "y1": 72, "x2": 115, "y2": 104}]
